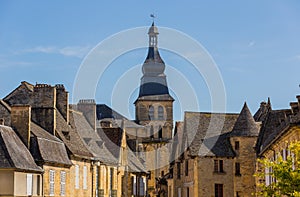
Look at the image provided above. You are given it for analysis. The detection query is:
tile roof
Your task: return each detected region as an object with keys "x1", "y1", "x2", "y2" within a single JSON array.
[
  {"x1": 96, "y1": 104, "x2": 128, "y2": 120},
  {"x1": 97, "y1": 127, "x2": 123, "y2": 159},
  {"x1": 97, "y1": 126, "x2": 146, "y2": 172},
  {"x1": 30, "y1": 122, "x2": 72, "y2": 166},
  {"x1": 254, "y1": 98, "x2": 272, "y2": 122},
  {"x1": 183, "y1": 112, "x2": 239, "y2": 157},
  {"x1": 230, "y1": 103, "x2": 260, "y2": 137},
  {"x1": 0, "y1": 99, "x2": 11, "y2": 111},
  {"x1": 170, "y1": 121, "x2": 184, "y2": 163},
  {"x1": 0, "y1": 125, "x2": 42, "y2": 172},
  {"x1": 69, "y1": 110, "x2": 118, "y2": 165},
  {"x1": 55, "y1": 111, "x2": 93, "y2": 159},
  {"x1": 256, "y1": 109, "x2": 291, "y2": 155},
  {"x1": 3, "y1": 81, "x2": 33, "y2": 106}
]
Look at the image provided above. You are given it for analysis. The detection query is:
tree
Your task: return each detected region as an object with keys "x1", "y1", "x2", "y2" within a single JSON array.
[{"x1": 256, "y1": 142, "x2": 300, "y2": 197}]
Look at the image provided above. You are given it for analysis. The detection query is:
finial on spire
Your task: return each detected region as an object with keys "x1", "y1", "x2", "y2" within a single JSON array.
[{"x1": 150, "y1": 14, "x2": 156, "y2": 23}]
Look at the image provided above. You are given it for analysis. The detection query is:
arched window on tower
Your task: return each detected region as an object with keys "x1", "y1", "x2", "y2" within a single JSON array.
[
  {"x1": 149, "y1": 106, "x2": 155, "y2": 120},
  {"x1": 158, "y1": 106, "x2": 164, "y2": 120}
]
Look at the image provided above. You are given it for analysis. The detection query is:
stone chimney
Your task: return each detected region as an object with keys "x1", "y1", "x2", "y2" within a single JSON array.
[
  {"x1": 11, "y1": 105, "x2": 31, "y2": 148},
  {"x1": 77, "y1": 99, "x2": 96, "y2": 131},
  {"x1": 31, "y1": 84, "x2": 56, "y2": 135},
  {"x1": 297, "y1": 95, "x2": 300, "y2": 105},
  {"x1": 290, "y1": 102, "x2": 299, "y2": 114},
  {"x1": 55, "y1": 84, "x2": 69, "y2": 123}
]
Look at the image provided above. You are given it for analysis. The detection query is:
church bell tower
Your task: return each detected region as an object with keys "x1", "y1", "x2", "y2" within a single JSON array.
[{"x1": 135, "y1": 22, "x2": 174, "y2": 141}]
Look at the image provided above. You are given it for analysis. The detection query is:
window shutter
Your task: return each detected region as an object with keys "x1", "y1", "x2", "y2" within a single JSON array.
[
  {"x1": 83, "y1": 165, "x2": 88, "y2": 190},
  {"x1": 132, "y1": 176, "x2": 136, "y2": 195},
  {"x1": 75, "y1": 165, "x2": 80, "y2": 189},
  {"x1": 60, "y1": 171, "x2": 66, "y2": 196},
  {"x1": 49, "y1": 170, "x2": 55, "y2": 196},
  {"x1": 178, "y1": 188, "x2": 181, "y2": 197},
  {"x1": 283, "y1": 149, "x2": 287, "y2": 161},
  {"x1": 26, "y1": 174, "x2": 33, "y2": 196}
]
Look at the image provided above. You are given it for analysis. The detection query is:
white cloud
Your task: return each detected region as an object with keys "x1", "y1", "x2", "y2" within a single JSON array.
[
  {"x1": 295, "y1": 55, "x2": 300, "y2": 60},
  {"x1": 21, "y1": 45, "x2": 92, "y2": 58},
  {"x1": 0, "y1": 59, "x2": 34, "y2": 68},
  {"x1": 248, "y1": 41, "x2": 255, "y2": 47}
]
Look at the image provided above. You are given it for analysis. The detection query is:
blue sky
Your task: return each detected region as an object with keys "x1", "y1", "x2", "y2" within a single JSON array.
[{"x1": 1, "y1": 1, "x2": 300, "y2": 121}]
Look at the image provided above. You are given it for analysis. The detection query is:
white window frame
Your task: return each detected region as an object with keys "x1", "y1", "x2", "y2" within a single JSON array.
[
  {"x1": 75, "y1": 165, "x2": 80, "y2": 189},
  {"x1": 83, "y1": 165, "x2": 88, "y2": 190},
  {"x1": 49, "y1": 170, "x2": 55, "y2": 196},
  {"x1": 60, "y1": 171, "x2": 66, "y2": 196}
]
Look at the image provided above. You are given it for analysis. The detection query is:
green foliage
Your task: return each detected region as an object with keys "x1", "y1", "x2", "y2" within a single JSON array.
[{"x1": 256, "y1": 142, "x2": 300, "y2": 196}]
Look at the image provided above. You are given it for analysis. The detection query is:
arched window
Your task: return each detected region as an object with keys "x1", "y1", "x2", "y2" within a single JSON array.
[
  {"x1": 149, "y1": 106, "x2": 155, "y2": 120},
  {"x1": 158, "y1": 106, "x2": 164, "y2": 120}
]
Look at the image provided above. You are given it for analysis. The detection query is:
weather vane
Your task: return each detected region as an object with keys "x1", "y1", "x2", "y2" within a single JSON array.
[{"x1": 150, "y1": 14, "x2": 156, "y2": 22}]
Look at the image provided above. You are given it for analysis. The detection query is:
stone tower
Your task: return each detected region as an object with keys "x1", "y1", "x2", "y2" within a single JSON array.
[
  {"x1": 229, "y1": 103, "x2": 260, "y2": 197},
  {"x1": 135, "y1": 22, "x2": 174, "y2": 197},
  {"x1": 135, "y1": 22, "x2": 174, "y2": 141}
]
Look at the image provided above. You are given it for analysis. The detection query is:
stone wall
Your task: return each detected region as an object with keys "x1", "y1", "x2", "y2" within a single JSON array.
[
  {"x1": 43, "y1": 165, "x2": 71, "y2": 197},
  {"x1": 230, "y1": 136, "x2": 258, "y2": 197},
  {"x1": 69, "y1": 159, "x2": 92, "y2": 197},
  {"x1": 198, "y1": 157, "x2": 234, "y2": 197}
]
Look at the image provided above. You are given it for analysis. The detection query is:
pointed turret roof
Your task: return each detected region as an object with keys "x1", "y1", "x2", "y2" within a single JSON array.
[{"x1": 231, "y1": 103, "x2": 259, "y2": 137}]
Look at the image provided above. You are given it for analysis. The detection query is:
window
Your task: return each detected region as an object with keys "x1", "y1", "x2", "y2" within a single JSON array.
[
  {"x1": 26, "y1": 174, "x2": 33, "y2": 196},
  {"x1": 132, "y1": 176, "x2": 136, "y2": 195},
  {"x1": 177, "y1": 162, "x2": 181, "y2": 179},
  {"x1": 235, "y1": 163, "x2": 241, "y2": 176},
  {"x1": 158, "y1": 126, "x2": 163, "y2": 139},
  {"x1": 37, "y1": 175, "x2": 41, "y2": 195},
  {"x1": 49, "y1": 170, "x2": 55, "y2": 196},
  {"x1": 235, "y1": 141, "x2": 240, "y2": 150},
  {"x1": 139, "y1": 177, "x2": 146, "y2": 196},
  {"x1": 158, "y1": 106, "x2": 164, "y2": 120},
  {"x1": 265, "y1": 167, "x2": 272, "y2": 186},
  {"x1": 214, "y1": 160, "x2": 224, "y2": 173},
  {"x1": 83, "y1": 165, "x2": 88, "y2": 190},
  {"x1": 282, "y1": 148, "x2": 287, "y2": 161},
  {"x1": 60, "y1": 171, "x2": 66, "y2": 196},
  {"x1": 185, "y1": 160, "x2": 189, "y2": 176},
  {"x1": 75, "y1": 165, "x2": 80, "y2": 189},
  {"x1": 110, "y1": 168, "x2": 114, "y2": 193},
  {"x1": 215, "y1": 184, "x2": 223, "y2": 197},
  {"x1": 186, "y1": 187, "x2": 190, "y2": 197},
  {"x1": 149, "y1": 106, "x2": 154, "y2": 120}
]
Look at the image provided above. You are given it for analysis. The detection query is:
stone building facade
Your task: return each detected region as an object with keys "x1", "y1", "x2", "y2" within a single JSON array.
[
  {"x1": 255, "y1": 96, "x2": 300, "y2": 192},
  {"x1": 170, "y1": 103, "x2": 260, "y2": 197}
]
